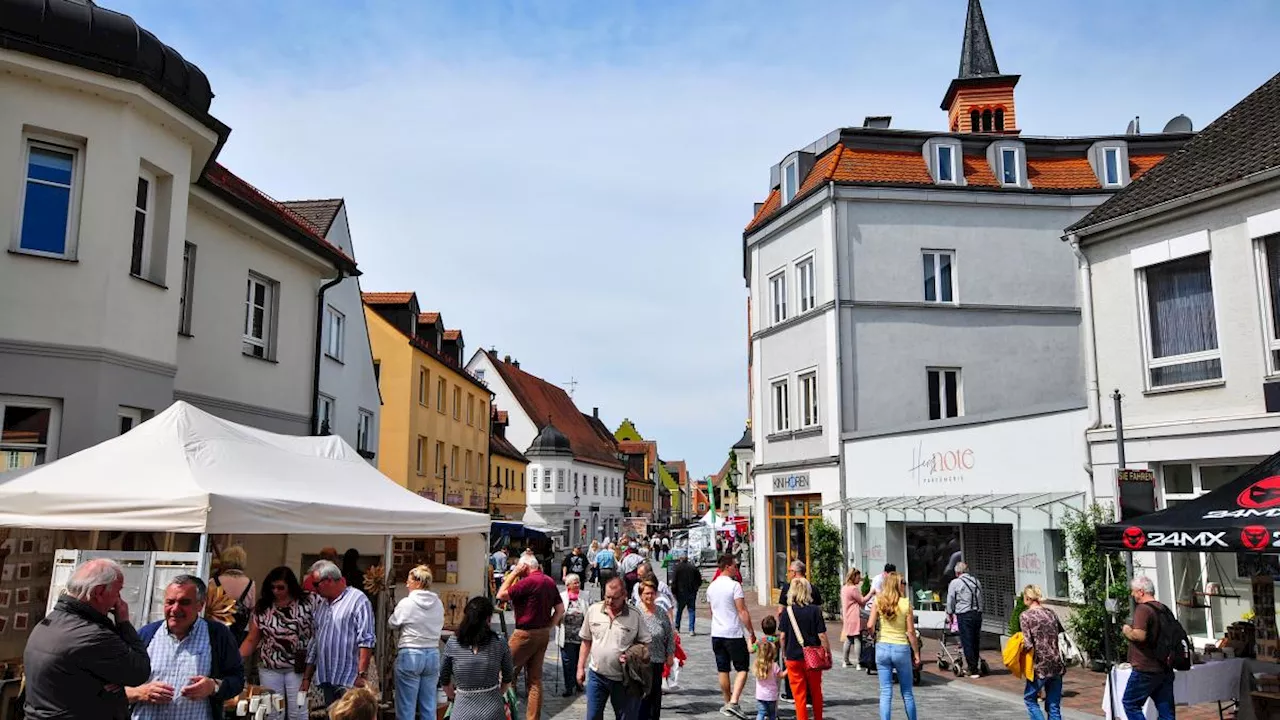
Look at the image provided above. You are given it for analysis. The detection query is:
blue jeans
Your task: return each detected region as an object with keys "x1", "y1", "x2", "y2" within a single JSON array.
[
  {"x1": 585, "y1": 668, "x2": 638, "y2": 720},
  {"x1": 1025, "y1": 674, "x2": 1063, "y2": 720},
  {"x1": 757, "y1": 699, "x2": 778, "y2": 720},
  {"x1": 562, "y1": 643, "x2": 583, "y2": 691},
  {"x1": 876, "y1": 643, "x2": 917, "y2": 720},
  {"x1": 394, "y1": 647, "x2": 441, "y2": 720},
  {"x1": 676, "y1": 594, "x2": 697, "y2": 633},
  {"x1": 1122, "y1": 669, "x2": 1176, "y2": 720}
]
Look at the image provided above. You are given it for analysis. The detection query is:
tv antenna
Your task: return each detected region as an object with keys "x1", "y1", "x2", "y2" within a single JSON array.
[{"x1": 563, "y1": 377, "x2": 578, "y2": 397}]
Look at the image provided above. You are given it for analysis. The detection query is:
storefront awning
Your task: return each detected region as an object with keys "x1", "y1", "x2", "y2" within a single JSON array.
[{"x1": 823, "y1": 491, "x2": 1086, "y2": 519}]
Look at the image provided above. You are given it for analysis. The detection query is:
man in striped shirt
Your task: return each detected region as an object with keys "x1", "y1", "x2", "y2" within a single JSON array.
[{"x1": 301, "y1": 560, "x2": 374, "y2": 706}]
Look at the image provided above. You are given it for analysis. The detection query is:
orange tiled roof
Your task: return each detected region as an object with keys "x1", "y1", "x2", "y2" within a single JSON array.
[
  {"x1": 1027, "y1": 157, "x2": 1101, "y2": 190},
  {"x1": 419, "y1": 312, "x2": 440, "y2": 325},
  {"x1": 495, "y1": 410, "x2": 509, "y2": 424},
  {"x1": 362, "y1": 292, "x2": 414, "y2": 305},
  {"x1": 443, "y1": 330, "x2": 461, "y2": 341},
  {"x1": 962, "y1": 155, "x2": 999, "y2": 187},
  {"x1": 1129, "y1": 154, "x2": 1164, "y2": 180}
]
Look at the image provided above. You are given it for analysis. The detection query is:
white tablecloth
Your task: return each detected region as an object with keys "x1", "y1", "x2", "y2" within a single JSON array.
[{"x1": 1102, "y1": 660, "x2": 1247, "y2": 720}]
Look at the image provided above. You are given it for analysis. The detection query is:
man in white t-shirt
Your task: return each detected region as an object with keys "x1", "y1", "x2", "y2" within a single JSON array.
[
  {"x1": 707, "y1": 554, "x2": 755, "y2": 719},
  {"x1": 869, "y1": 562, "x2": 896, "y2": 596}
]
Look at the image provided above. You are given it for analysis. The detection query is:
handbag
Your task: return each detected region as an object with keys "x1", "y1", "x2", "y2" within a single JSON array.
[{"x1": 786, "y1": 604, "x2": 832, "y2": 671}]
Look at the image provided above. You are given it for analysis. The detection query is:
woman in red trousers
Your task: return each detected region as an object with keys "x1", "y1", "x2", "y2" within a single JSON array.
[{"x1": 778, "y1": 577, "x2": 830, "y2": 720}]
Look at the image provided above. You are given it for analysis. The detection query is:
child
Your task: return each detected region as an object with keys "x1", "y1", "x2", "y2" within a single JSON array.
[
  {"x1": 665, "y1": 630, "x2": 688, "y2": 691},
  {"x1": 754, "y1": 616, "x2": 781, "y2": 720},
  {"x1": 328, "y1": 686, "x2": 377, "y2": 720}
]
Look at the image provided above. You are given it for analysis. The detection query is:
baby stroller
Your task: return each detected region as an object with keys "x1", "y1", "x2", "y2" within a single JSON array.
[
  {"x1": 935, "y1": 617, "x2": 990, "y2": 677},
  {"x1": 862, "y1": 614, "x2": 923, "y2": 685}
]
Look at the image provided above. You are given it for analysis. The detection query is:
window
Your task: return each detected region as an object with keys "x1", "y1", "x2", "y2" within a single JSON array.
[
  {"x1": 594, "y1": 477, "x2": 599, "y2": 495},
  {"x1": 416, "y1": 436, "x2": 427, "y2": 475},
  {"x1": 923, "y1": 250, "x2": 954, "y2": 303},
  {"x1": 1260, "y1": 236, "x2": 1280, "y2": 372},
  {"x1": 1001, "y1": 147, "x2": 1020, "y2": 185},
  {"x1": 936, "y1": 145, "x2": 956, "y2": 184},
  {"x1": 0, "y1": 398, "x2": 58, "y2": 473},
  {"x1": 520, "y1": 471, "x2": 525, "y2": 491},
  {"x1": 475, "y1": 368, "x2": 486, "y2": 381},
  {"x1": 1046, "y1": 530, "x2": 1070, "y2": 598},
  {"x1": 464, "y1": 450, "x2": 472, "y2": 481},
  {"x1": 995, "y1": 108, "x2": 1005, "y2": 132},
  {"x1": 478, "y1": 453, "x2": 484, "y2": 481},
  {"x1": 178, "y1": 243, "x2": 196, "y2": 335},
  {"x1": 316, "y1": 395, "x2": 335, "y2": 434},
  {"x1": 17, "y1": 139, "x2": 80, "y2": 257},
  {"x1": 970, "y1": 110, "x2": 980, "y2": 132},
  {"x1": 324, "y1": 306, "x2": 345, "y2": 361},
  {"x1": 574, "y1": 473, "x2": 579, "y2": 494},
  {"x1": 771, "y1": 379, "x2": 790, "y2": 433},
  {"x1": 450, "y1": 446, "x2": 458, "y2": 478},
  {"x1": 357, "y1": 411, "x2": 373, "y2": 453},
  {"x1": 782, "y1": 159, "x2": 799, "y2": 204},
  {"x1": 467, "y1": 394, "x2": 475, "y2": 426},
  {"x1": 797, "y1": 258, "x2": 816, "y2": 313},
  {"x1": 436, "y1": 377, "x2": 446, "y2": 411},
  {"x1": 1142, "y1": 254, "x2": 1221, "y2": 387},
  {"x1": 243, "y1": 273, "x2": 276, "y2": 359},
  {"x1": 1103, "y1": 147, "x2": 1122, "y2": 187},
  {"x1": 452, "y1": 386, "x2": 461, "y2": 420},
  {"x1": 557, "y1": 469, "x2": 566, "y2": 491},
  {"x1": 799, "y1": 372, "x2": 819, "y2": 428},
  {"x1": 118, "y1": 407, "x2": 144, "y2": 435},
  {"x1": 435, "y1": 441, "x2": 445, "y2": 477},
  {"x1": 927, "y1": 368, "x2": 962, "y2": 420},
  {"x1": 769, "y1": 271, "x2": 788, "y2": 325},
  {"x1": 419, "y1": 368, "x2": 428, "y2": 405},
  {"x1": 130, "y1": 172, "x2": 155, "y2": 277}
]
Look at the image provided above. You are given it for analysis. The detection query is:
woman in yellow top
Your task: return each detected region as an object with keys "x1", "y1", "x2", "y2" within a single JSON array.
[{"x1": 866, "y1": 572, "x2": 918, "y2": 720}]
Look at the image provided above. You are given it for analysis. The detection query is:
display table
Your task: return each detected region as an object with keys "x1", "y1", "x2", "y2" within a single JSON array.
[{"x1": 1103, "y1": 659, "x2": 1280, "y2": 720}]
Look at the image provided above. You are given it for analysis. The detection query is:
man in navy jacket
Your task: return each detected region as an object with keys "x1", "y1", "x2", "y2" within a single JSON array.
[{"x1": 128, "y1": 575, "x2": 244, "y2": 719}]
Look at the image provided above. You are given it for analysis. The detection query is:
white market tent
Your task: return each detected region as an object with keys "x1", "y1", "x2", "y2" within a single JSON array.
[
  {"x1": 0, "y1": 401, "x2": 490, "y2": 537},
  {"x1": 699, "y1": 509, "x2": 728, "y2": 530}
]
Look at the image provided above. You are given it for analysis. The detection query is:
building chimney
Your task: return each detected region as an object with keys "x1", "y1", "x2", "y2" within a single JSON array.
[
  {"x1": 593, "y1": 407, "x2": 599, "y2": 419},
  {"x1": 503, "y1": 354, "x2": 512, "y2": 364},
  {"x1": 512, "y1": 359, "x2": 520, "y2": 369}
]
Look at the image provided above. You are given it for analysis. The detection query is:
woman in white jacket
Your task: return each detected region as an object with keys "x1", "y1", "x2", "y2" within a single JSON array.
[
  {"x1": 390, "y1": 565, "x2": 445, "y2": 720},
  {"x1": 556, "y1": 574, "x2": 590, "y2": 696}
]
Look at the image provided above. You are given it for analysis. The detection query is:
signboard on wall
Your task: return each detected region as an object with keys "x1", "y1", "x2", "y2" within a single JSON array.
[
  {"x1": 772, "y1": 473, "x2": 810, "y2": 493},
  {"x1": 1117, "y1": 469, "x2": 1157, "y2": 521}
]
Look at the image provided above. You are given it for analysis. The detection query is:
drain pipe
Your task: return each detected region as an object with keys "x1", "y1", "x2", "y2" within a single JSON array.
[
  {"x1": 827, "y1": 184, "x2": 851, "y2": 568},
  {"x1": 1068, "y1": 233, "x2": 1101, "y2": 504},
  {"x1": 310, "y1": 270, "x2": 346, "y2": 435}
]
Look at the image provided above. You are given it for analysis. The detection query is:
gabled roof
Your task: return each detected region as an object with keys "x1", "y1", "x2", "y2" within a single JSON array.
[
  {"x1": 490, "y1": 432, "x2": 528, "y2": 464},
  {"x1": 362, "y1": 292, "x2": 415, "y2": 305},
  {"x1": 485, "y1": 351, "x2": 623, "y2": 470},
  {"x1": 281, "y1": 199, "x2": 343, "y2": 236},
  {"x1": 199, "y1": 164, "x2": 356, "y2": 273},
  {"x1": 419, "y1": 312, "x2": 441, "y2": 326},
  {"x1": 1069, "y1": 71, "x2": 1280, "y2": 233},
  {"x1": 443, "y1": 330, "x2": 462, "y2": 341}
]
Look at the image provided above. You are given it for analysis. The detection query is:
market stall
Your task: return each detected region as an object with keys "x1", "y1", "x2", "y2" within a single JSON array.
[
  {"x1": 0, "y1": 401, "x2": 491, "y2": 716},
  {"x1": 1098, "y1": 450, "x2": 1280, "y2": 720}
]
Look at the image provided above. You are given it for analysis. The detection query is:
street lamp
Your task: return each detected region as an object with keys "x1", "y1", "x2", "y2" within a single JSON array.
[
  {"x1": 488, "y1": 476, "x2": 503, "y2": 517},
  {"x1": 441, "y1": 464, "x2": 449, "y2": 505}
]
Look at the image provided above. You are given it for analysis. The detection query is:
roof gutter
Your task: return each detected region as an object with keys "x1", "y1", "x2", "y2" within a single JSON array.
[
  {"x1": 1070, "y1": 165, "x2": 1280, "y2": 240},
  {"x1": 310, "y1": 270, "x2": 347, "y2": 436}
]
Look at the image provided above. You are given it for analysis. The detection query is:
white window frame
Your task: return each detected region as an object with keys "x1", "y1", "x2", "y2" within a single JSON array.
[
  {"x1": 1103, "y1": 147, "x2": 1123, "y2": 187},
  {"x1": 357, "y1": 410, "x2": 373, "y2": 453},
  {"x1": 927, "y1": 367, "x2": 963, "y2": 420},
  {"x1": 465, "y1": 450, "x2": 472, "y2": 481},
  {"x1": 243, "y1": 273, "x2": 277, "y2": 360},
  {"x1": 436, "y1": 377, "x2": 446, "y2": 412},
  {"x1": 452, "y1": 386, "x2": 461, "y2": 420},
  {"x1": 416, "y1": 436, "x2": 427, "y2": 475},
  {"x1": 118, "y1": 406, "x2": 144, "y2": 435},
  {"x1": 799, "y1": 371, "x2": 819, "y2": 429},
  {"x1": 178, "y1": 242, "x2": 196, "y2": 335},
  {"x1": 0, "y1": 395, "x2": 61, "y2": 473},
  {"x1": 1255, "y1": 235, "x2": 1280, "y2": 376},
  {"x1": 782, "y1": 158, "x2": 799, "y2": 204},
  {"x1": 324, "y1": 306, "x2": 345, "y2": 361},
  {"x1": 768, "y1": 270, "x2": 788, "y2": 325},
  {"x1": 435, "y1": 441, "x2": 445, "y2": 477},
  {"x1": 796, "y1": 256, "x2": 816, "y2": 313},
  {"x1": 1000, "y1": 147, "x2": 1021, "y2": 186},
  {"x1": 316, "y1": 394, "x2": 335, "y2": 434},
  {"x1": 558, "y1": 469, "x2": 566, "y2": 492},
  {"x1": 130, "y1": 169, "x2": 156, "y2": 279},
  {"x1": 467, "y1": 393, "x2": 475, "y2": 426},
  {"x1": 419, "y1": 368, "x2": 428, "y2": 405},
  {"x1": 13, "y1": 135, "x2": 84, "y2": 260},
  {"x1": 935, "y1": 144, "x2": 957, "y2": 184},
  {"x1": 922, "y1": 250, "x2": 956, "y2": 304},
  {"x1": 1136, "y1": 252, "x2": 1222, "y2": 390},
  {"x1": 770, "y1": 377, "x2": 791, "y2": 434}
]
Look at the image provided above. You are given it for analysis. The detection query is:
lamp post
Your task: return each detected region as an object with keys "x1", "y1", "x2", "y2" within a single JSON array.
[
  {"x1": 573, "y1": 491, "x2": 581, "y2": 544},
  {"x1": 488, "y1": 476, "x2": 503, "y2": 518},
  {"x1": 441, "y1": 464, "x2": 448, "y2": 505}
]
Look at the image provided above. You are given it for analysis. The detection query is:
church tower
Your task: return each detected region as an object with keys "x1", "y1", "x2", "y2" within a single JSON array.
[{"x1": 940, "y1": 0, "x2": 1019, "y2": 134}]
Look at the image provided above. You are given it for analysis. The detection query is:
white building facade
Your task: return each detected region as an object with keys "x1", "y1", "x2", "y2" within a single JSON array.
[{"x1": 1070, "y1": 71, "x2": 1280, "y2": 643}]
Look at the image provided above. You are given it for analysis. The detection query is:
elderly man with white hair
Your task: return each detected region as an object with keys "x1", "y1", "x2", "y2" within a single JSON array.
[
  {"x1": 301, "y1": 559, "x2": 374, "y2": 707},
  {"x1": 945, "y1": 560, "x2": 984, "y2": 678},
  {"x1": 1122, "y1": 576, "x2": 1176, "y2": 720},
  {"x1": 23, "y1": 558, "x2": 152, "y2": 719},
  {"x1": 498, "y1": 554, "x2": 564, "y2": 720}
]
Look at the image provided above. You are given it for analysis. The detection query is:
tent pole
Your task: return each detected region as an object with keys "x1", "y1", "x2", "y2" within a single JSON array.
[{"x1": 196, "y1": 532, "x2": 209, "y2": 578}]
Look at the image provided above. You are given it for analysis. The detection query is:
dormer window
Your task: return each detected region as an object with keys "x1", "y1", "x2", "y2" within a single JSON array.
[
  {"x1": 782, "y1": 159, "x2": 799, "y2": 204},
  {"x1": 936, "y1": 145, "x2": 957, "y2": 184},
  {"x1": 1103, "y1": 147, "x2": 1122, "y2": 187},
  {"x1": 1000, "y1": 147, "x2": 1020, "y2": 185}
]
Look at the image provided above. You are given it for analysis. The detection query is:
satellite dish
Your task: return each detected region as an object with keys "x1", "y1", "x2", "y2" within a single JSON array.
[{"x1": 1163, "y1": 114, "x2": 1193, "y2": 133}]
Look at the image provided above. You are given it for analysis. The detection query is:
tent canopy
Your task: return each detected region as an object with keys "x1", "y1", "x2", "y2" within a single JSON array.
[
  {"x1": 0, "y1": 401, "x2": 490, "y2": 536},
  {"x1": 1099, "y1": 450, "x2": 1280, "y2": 553}
]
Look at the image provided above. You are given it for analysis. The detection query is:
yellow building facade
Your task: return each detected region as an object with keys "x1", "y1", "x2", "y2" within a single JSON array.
[{"x1": 364, "y1": 295, "x2": 492, "y2": 511}]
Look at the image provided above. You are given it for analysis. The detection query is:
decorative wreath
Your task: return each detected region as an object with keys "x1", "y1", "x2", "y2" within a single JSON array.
[
  {"x1": 203, "y1": 583, "x2": 237, "y2": 627},
  {"x1": 364, "y1": 565, "x2": 387, "y2": 596}
]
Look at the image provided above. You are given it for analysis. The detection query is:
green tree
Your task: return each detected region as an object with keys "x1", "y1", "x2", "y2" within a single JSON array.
[
  {"x1": 808, "y1": 519, "x2": 844, "y2": 617},
  {"x1": 1062, "y1": 502, "x2": 1128, "y2": 664}
]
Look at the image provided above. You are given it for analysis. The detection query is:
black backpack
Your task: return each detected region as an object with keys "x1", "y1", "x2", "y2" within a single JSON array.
[{"x1": 1150, "y1": 602, "x2": 1192, "y2": 671}]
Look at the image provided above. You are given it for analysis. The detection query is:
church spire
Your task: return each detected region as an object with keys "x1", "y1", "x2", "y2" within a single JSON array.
[{"x1": 958, "y1": 0, "x2": 1000, "y2": 78}]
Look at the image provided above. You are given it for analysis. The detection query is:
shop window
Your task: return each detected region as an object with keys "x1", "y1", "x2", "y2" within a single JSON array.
[
  {"x1": 1046, "y1": 529, "x2": 1070, "y2": 599},
  {"x1": 1163, "y1": 464, "x2": 1193, "y2": 495},
  {"x1": 768, "y1": 495, "x2": 821, "y2": 603},
  {"x1": 905, "y1": 524, "x2": 962, "y2": 609}
]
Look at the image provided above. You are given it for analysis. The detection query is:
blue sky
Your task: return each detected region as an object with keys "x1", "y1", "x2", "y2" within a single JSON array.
[{"x1": 112, "y1": 0, "x2": 1279, "y2": 477}]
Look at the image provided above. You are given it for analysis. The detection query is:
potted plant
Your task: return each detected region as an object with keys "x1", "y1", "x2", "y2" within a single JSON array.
[
  {"x1": 1062, "y1": 503, "x2": 1128, "y2": 670},
  {"x1": 1002, "y1": 593, "x2": 1028, "y2": 648}
]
